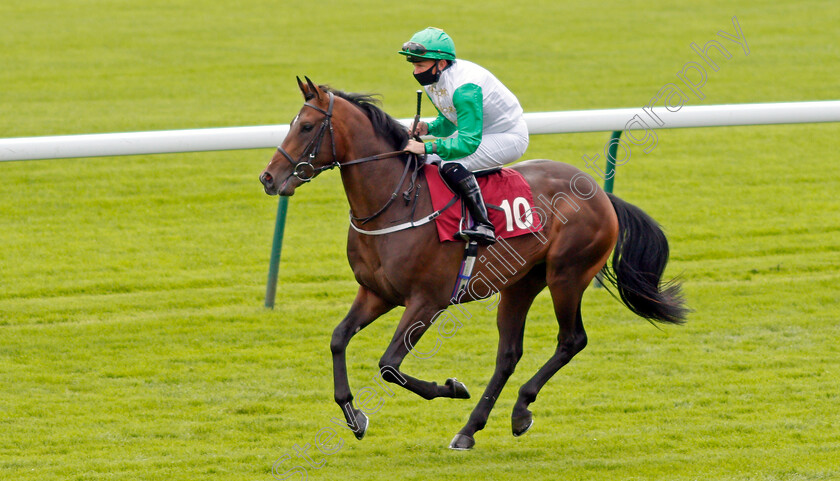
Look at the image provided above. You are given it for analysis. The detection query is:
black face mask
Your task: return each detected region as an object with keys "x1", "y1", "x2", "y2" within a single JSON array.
[{"x1": 413, "y1": 63, "x2": 441, "y2": 86}]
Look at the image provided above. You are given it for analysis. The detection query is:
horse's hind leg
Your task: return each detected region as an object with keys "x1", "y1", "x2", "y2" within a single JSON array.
[
  {"x1": 450, "y1": 265, "x2": 546, "y2": 450},
  {"x1": 511, "y1": 279, "x2": 587, "y2": 436}
]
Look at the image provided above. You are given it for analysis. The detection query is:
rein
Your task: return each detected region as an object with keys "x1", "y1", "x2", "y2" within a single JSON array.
[{"x1": 277, "y1": 91, "x2": 423, "y2": 226}]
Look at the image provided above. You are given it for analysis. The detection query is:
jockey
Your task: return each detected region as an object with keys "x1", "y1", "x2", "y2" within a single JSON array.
[{"x1": 400, "y1": 27, "x2": 529, "y2": 246}]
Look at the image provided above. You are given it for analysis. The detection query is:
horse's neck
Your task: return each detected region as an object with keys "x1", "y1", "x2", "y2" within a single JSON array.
[{"x1": 340, "y1": 142, "x2": 425, "y2": 228}]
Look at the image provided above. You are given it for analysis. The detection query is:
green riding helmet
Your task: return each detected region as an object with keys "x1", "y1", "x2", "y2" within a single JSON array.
[{"x1": 399, "y1": 27, "x2": 456, "y2": 62}]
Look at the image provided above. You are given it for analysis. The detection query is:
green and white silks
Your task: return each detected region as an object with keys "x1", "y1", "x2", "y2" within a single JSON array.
[{"x1": 423, "y1": 59, "x2": 529, "y2": 171}]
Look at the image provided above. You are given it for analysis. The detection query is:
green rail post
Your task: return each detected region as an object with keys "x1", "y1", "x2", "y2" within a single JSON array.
[
  {"x1": 603, "y1": 130, "x2": 622, "y2": 194},
  {"x1": 264, "y1": 196, "x2": 289, "y2": 308},
  {"x1": 595, "y1": 130, "x2": 622, "y2": 288}
]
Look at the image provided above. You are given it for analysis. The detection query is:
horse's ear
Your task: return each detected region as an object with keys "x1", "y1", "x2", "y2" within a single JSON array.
[
  {"x1": 297, "y1": 76, "x2": 315, "y2": 101},
  {"x1": 304, "y1": 76, "x2": 321, "y2": 101}
]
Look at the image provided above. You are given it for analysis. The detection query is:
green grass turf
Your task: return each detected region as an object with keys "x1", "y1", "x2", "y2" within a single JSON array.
[{"x1": 1, "y1": 1, "x2": 839, "y2": 480}]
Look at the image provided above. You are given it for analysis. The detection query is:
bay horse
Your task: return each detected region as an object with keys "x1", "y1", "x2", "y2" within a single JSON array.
[{"x1": 259, "y1": 77, "x2": 687, "y2": 450}]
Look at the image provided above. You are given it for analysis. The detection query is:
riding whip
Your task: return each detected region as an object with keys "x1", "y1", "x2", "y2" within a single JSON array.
[{"x1": 412, "y1": 90, "x2": 423, "y2": 141}]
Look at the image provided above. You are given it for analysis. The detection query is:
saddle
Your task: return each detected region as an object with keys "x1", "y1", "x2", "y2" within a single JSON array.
[{"x1": 474, "y1": 167, "x2": 502, "y2": 178}]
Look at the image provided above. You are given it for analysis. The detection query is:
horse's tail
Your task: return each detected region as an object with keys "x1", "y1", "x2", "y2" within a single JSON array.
[{"x1": 599, "y1": 193, "x2": 688, "y2": 325}]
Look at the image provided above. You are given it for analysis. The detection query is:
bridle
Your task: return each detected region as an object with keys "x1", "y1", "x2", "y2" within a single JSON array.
[
  {"x1": 275, "y1": 91, "x2": 340, "y2": 183},
  {"x1": 275, "y1": 90, "x2": 423, "y2": 224}
]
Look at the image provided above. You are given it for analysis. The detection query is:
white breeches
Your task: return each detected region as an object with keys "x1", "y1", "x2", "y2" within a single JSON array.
[{"x1": 426, "y1": 118, "x2": 529, "y2": 172}]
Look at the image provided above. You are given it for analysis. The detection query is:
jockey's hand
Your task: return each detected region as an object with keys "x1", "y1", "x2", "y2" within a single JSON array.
[
  {"x1": 410, "y1": 121, "x2": 429, "y2": 137},
  {"x1": 405, "y1": 139, "x2": 427, "y2": 155}
]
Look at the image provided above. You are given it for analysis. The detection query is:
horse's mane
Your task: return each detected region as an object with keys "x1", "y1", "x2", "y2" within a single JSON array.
[{"x1": 322, "y1": 86, "x2": 410, "y2": 151}]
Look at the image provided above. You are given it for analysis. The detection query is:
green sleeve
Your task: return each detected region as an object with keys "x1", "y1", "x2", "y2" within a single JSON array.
[
  {"x1": 425, "y1": 83, "x2": 483, "y2": 160},
  {"x1": 427, "y1": 111, "x2": 457, "y2": 138}
]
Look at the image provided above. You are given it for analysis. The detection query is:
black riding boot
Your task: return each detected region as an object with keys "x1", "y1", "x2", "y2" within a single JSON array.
[{"x1": 439, "y1": 162, "x2": 496, "y2": 245}]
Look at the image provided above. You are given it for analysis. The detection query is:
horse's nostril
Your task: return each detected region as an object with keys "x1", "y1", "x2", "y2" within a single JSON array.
[{"x1": 261, "y1": 172, "x2": 273, "y2": 184}]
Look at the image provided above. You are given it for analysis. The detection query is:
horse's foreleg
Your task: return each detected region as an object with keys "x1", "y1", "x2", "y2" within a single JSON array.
[
  {"x1": 449, "y1": 265, "x2": 547, "y2": 450},
  {"x1": 331, "y1": 286, "x2": 395, "y2": 440},
  {"x1": 377, "y1": 302, "x2": 471, "y2": 401}
]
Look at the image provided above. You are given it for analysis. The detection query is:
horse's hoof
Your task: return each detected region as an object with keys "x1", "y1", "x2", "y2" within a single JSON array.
[
  {"x1": 449, "y1": 433, "x2": 475, "y2": 450},
  {"x1": 352, "y1": 410, "x2": 369, "y2": 440},
  {"x1": 445, "y1": 378, "x2": 471, "y2": 399},
  {"x1": 512, "y1": 411, "x2": 533, "y2": 437}
]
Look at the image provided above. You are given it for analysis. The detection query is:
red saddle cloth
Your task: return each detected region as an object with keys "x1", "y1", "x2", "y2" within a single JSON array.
[{"x1": 423, "y1": 164, "x2": 543, "y2": 242}]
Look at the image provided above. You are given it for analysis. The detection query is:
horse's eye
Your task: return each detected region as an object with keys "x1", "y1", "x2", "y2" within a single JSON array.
[{"x1": 301, "y1": 123, "x2": 314, "y2": 132}]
